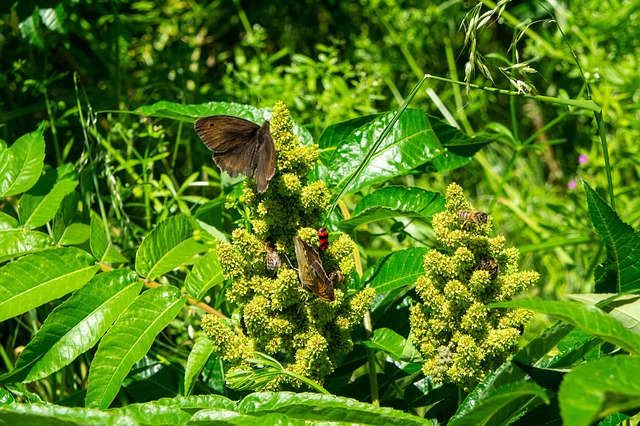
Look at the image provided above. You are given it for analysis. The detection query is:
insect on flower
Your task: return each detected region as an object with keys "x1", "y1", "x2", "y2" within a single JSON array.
[
  {"x1": 294, "y1": 236, "x2": 335, "y2": 301},
  {"x1": 476, "y1": 257, "x2": 499, "y2": 280},
  {"x1": 458, "y1": 210, "x2": 488, "y2": 224},
  {"x1": 317, "y1": 227, "x2": 329, "y2": 252},
  {"x1": 264, "y1": 241, "x2": 282, "y2": 272}
]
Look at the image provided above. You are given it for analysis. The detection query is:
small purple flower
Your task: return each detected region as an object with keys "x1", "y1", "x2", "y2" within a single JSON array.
[
  {"x1": 567, "y1": 180, "x2": 577, "y2": 190},
  {"x1": 578, "y1": 154, "x2": 588, "y2": 165}
]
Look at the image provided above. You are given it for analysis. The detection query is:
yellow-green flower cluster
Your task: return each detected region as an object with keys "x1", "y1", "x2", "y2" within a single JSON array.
[
  {"x1": 409, "y1": 182, "x2": 538, "y2": 391},
  {"x1": 201, "y1": 101, "x2": 375, "y2": 388}
]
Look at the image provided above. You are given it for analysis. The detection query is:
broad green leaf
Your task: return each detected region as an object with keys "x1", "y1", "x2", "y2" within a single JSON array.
[
  {"x1": 361, "y1": 328, "x2": 421, "y2": 363},
  {"x1": 57, "y1": 223, "x2": 90, "y2": 246},
  {"x1": 53, "y1": 191, "x2": 81, "y2": 243},
  {"x1": 184, "y1": 336, "x2": 215, "y2": 395},
  {"x1": 110, "y1": 403, "x2": 190, "y2": 425},
  {"x1": 559, "y1": 356, "x2": 640, "y2": 426},
  {"x1": 135, "y1": 100, "x2": 313, "y2": 146},
  {"x1": 0, "y1": 124, "x2": 46, "y2": 197},
  {"x1": 135, "y1": 214, "x2": 208, "y2": 280},
  {"x1": 38, "y1": 5, "x2": 67, "y2": 34},
  {"x1": 583, "y1": 180, "x2": 640, "y2": 293},
  {"x1": 18, "y1": 165, "x2": 78, "y2": 229},
  {"x1": 0, "y1": 403, "x2": 113, "y2": 425},
  {"x1": 0, "y1": 270, "x2": 141, "y2": 384},
  {"x1": 0, "y1": 228, "x2": 54, "y2": 263},
  {"x1": 494, "y1": 299, "x2": 640, "y2": 355},
  {"x1": 362, "y1": 247, "x2": 429, "y2": 294},
  {"x1": 0, "y1": 211, "x2": 19, "y2": 229},
  {"x1": 185, "y1": 250, "x2": 224, "y2": 301},
  {"x1": 569, "y1": 293, "x2": 640, "y2": 334},
  {"x1": 0, "y1": 248, "x2": 98, "y2": 323},
  {"x1": 317, "y1": 114, "x2": 379, "y2": 165},
  {"x1": 236, "y1": 392, "x2": 432, "y2": 425},
  {"x1": 89, "y1": 211, "x2": 127, "y2": 264},
  {"x1": 449, "y1": 382, "x2": 550, "y2": 426},
  {"x1": 426, "y1": 121, "x2": 491, "y2": 172},
  {"x1": 86, "y1": 285, "x2": 186, "y2": 409},
  {"x1": 322, "y1": 109, "x2": 444, "y2": 194},
  {"x1": 340, "y1": 187, "x2": 445, "y2": 233},
  {"x1": 18, "y1": 11, "x2": 45, "y2": 50}
]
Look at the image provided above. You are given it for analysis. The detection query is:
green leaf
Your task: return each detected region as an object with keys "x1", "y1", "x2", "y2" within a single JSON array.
[
  {"x1": 426, "y1": 122, "x2": 491, "y2": 172},
  {"x1": 135, "y1": 100, "x2": 313, "y2": 146},
  {"x1": 568, "y1": 293, "x2": 640, "y2": 334},
  {"x1": 0, "y1": 248, "x2": 98, "y2": 323},
  {"x1": 39, "y1": 5, "x2": 67, "y2": 34},
  {"x1": 0, "y1": 270, "x2": 141, "y2": 384},
  {"x1": 52, "y1": 191, "x2": 82, "y2": 244},
  {"x1": 583, "y1": 180, "x2": 640, "y2": 293},
  {"x1": 0, "y1": 403, "x2": 113, "y2": 425},
  {"x1": 135, "y1": 215, "x2": 208, "y2": 280},
  {"x1": 0, "y1": 124, "x2": 46, "y2": 197},
  {"x1": 86, "y1": 285, "x2": 186, "y2": 409},
  {"x1": 18, "y1": 11, "x2": 46, "y2": 50},
  {"x1": 361, "y1": 328, "x2": 421, "y2": 363},
  {"x1": 449, "y1": 382, "x2": 550, "y2": 426},
  {"x1": 89, "y1": 211, "x2": 128, "y2": 264},
  {"x1": 0, "y1": 228, "x2": 54, "y2": 263},
  {"x1": 340, "y1": 186, "x2": 445, "y2": 233},
  {"x1": 494, "y1": 299, "x2": 640, "y2": 355},
  {"x1": 362, "y1": 247, "x2": 429, "y2": 294},
  {"x1": 18, "y1": 165, "x2": 78, "y2": 229},
  {"x1": 184, "y1": 250, "x2": 224, "y2": 301},
  {"x1": 558, "y1": 356, "x2": 640, "y2": 426},
  {"x1": 236, "y1": 391, "x2": 432, "y2": 425},
  {"x1": 57, "y1": 223, "x2": 90, "y2": 246},
  {"x1": 322, "y1": 109, "x2": 444, "y2": 194},
  {"x1": 184, "y1": 336, "x2": 215, "y2": 396}
]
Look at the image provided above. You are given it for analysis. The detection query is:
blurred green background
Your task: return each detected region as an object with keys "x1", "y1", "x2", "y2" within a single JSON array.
[{"x1": 2, "y1": 0, "x2": 639, "y2": 304}]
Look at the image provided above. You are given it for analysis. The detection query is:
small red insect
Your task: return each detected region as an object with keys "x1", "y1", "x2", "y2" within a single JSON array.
[{"x1": 318, "y1": 227, "x2": 329, "y2": 252}]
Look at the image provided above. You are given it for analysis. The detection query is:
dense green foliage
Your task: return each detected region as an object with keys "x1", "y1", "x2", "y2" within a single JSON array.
[{"x1": 2, "y1": 0, "x2": 640, "y2": 424}]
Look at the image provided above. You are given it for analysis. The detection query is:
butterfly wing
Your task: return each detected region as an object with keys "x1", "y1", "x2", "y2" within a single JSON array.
[
  {"x1": 294, "y1": 236, "x2": 334, "y2": 302},
  {"x1": 253, "y1": 121, "x2": 276, "y2": 193},
  {"x1": 195, "y1": 115, "x2": 269, "y2": 184}
]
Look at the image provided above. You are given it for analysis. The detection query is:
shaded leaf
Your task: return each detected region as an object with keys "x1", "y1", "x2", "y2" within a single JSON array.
[
  {"x1": 0, "y1": 248, "x2": 98, "y2": 323},
  {"x1": 559, "y1": 356, "x2": 640, "y2": 426},
  {"x1": 0, "y1": 124, "x2": 46, "y2": 197},
  {"x1": 449, "y1": 382, "x2": 550, "y2": 426},
  {"x1": 340, "y1": 186, "x2": 445, "y2": 233},
  {"x1": 135, "y1": 214, "x2": 208, "y2": 280},
  {"x1": 86, "y1": 285, "x2": 186, "y2": 409}
]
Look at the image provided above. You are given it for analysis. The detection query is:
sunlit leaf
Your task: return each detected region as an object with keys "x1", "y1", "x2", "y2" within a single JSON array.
[
  {"x1": 0, "y1": 124, "x2": 46, "y2": 197},
  {"x1": 86, "y1": 286, "x2": 186, "y2": 409},
  {"x1": 0, "y1": 248, "x2": 98, "y2": 323}
]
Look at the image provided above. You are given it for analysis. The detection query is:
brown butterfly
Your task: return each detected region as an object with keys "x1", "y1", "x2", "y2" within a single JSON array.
[
  {"x1": 194, "y1": 115, "x2": 276, "y2": 193},
  {"x1": 293, "y1": 236, "x2": 335, "y2": 302}
]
